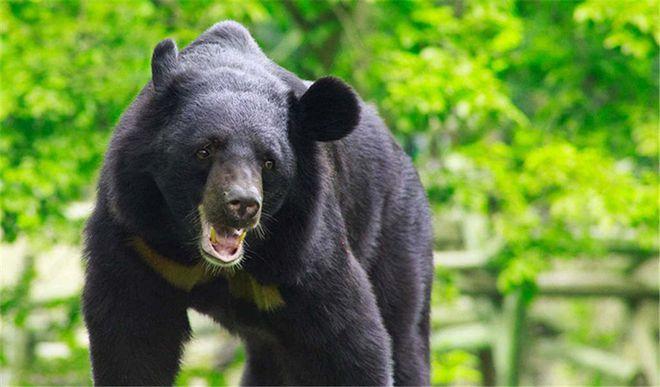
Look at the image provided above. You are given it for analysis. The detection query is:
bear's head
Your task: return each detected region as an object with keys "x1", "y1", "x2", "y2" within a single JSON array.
[{"x1": 109, "y1": 22, "x2": 360, "y2": 268}]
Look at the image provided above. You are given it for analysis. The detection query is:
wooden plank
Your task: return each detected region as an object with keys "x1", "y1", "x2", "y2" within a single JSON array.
[
  {"x1": 434, "y1": 250, "x2": 490, "y2": 269},
  {"x1": 430, "y1": 322, "x2": 491, "y2": 352},
  {"x1": 454, "y1": 271, "x2": 658, "y2": 300},
  {"x1": 538, "y1": 339, "x2": 641, "y2": 382},
  {"x1": 433, "y1": 239, "x2": 503, "y2": 269}
]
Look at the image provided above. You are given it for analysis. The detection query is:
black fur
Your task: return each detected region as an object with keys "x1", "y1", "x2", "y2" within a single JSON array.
[{"x1": 82, "y1": 20, "x2": 433, "y2": 386}]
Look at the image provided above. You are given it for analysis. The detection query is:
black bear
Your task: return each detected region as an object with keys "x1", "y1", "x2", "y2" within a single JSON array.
[{"x1": 82, "y1": 21, "x2": 433, "y2": 386}]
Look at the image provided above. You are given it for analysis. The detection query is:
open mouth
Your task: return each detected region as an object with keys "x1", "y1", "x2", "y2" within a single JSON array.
[{"x1": 200, "y1": 222, "x2": 247, "y2": 267}]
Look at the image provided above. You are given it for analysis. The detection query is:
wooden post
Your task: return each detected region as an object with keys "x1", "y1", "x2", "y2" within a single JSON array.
[
  {"x1": 495, "y1": 290, "x2": 527, "y2": 386},
  {"x1": 478, "y1": 347, "x2": 496, "y2": 386},
  {"x1": 6, "y1": 253, "x2": 36, "y2": 384},
  {"x1": 631, "y1": 302, "x2": 659, "y2": 385}
]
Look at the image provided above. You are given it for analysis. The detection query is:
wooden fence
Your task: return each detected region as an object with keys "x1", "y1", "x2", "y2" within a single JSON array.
[{"x1": 434, "y1": 245, "x2": 659, "y2": 386}]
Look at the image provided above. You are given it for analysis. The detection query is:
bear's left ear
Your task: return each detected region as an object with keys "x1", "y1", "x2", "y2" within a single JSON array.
[{"x1": 297, "y1": 77, "x2": 360, "y2": 142}]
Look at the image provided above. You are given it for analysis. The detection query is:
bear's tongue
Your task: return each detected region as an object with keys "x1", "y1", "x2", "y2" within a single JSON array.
[{"x1": 210, "y1": 226, "x2": 244, "y2": 260}]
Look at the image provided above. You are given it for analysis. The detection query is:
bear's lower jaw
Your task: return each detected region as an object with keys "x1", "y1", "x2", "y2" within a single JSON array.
[
  {"x1": 200, "y1": 243, "x2": 244, "y2": 267},
  {"x1": 200, "y1": 224, "x2": 247, "y2": 267}
]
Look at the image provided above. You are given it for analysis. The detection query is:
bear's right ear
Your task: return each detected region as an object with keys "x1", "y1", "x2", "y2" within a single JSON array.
[{"x1": 151, "y1": 38, "x2": 179, "y2": 92}]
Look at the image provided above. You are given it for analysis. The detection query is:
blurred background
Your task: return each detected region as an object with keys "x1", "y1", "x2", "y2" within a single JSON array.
[{"x1": 1, "y1": 0, "x2": 658, "y2": 385}]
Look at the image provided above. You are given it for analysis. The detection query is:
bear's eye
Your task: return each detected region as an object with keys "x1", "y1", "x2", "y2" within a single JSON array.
[
  {"x1": 195, "y1": 148, "x2": 211, "y2": 160},
  {"x1": 263, "y1": 160, "x2": 274, "y2": 170}
]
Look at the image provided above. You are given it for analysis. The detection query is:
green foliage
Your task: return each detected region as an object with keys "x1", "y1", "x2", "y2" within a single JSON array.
[
  {"x1": 1, "y1": 0, "x2": 657, "y2": 385},
  {"x1": 432, "y1": 350, "x2": 482, "y2": 385}
]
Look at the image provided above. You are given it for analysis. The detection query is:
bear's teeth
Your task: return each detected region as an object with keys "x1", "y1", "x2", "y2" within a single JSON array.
[{"x1": 210, "y1": 227, "x2": 218, "y2": 243}]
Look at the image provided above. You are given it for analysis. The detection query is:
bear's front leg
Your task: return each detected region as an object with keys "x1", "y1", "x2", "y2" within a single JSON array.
[
  {"x1": 82, "y1": 260, "x2": 191, "y2": 386},
  {"x1": 279, "y1": 256, "x2": 394, "y2": 386}
]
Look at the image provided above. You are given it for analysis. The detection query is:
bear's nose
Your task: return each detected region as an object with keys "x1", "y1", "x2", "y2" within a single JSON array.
[{"x1": 225, "y1": 188, "x2": 260, "y2": 222}]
